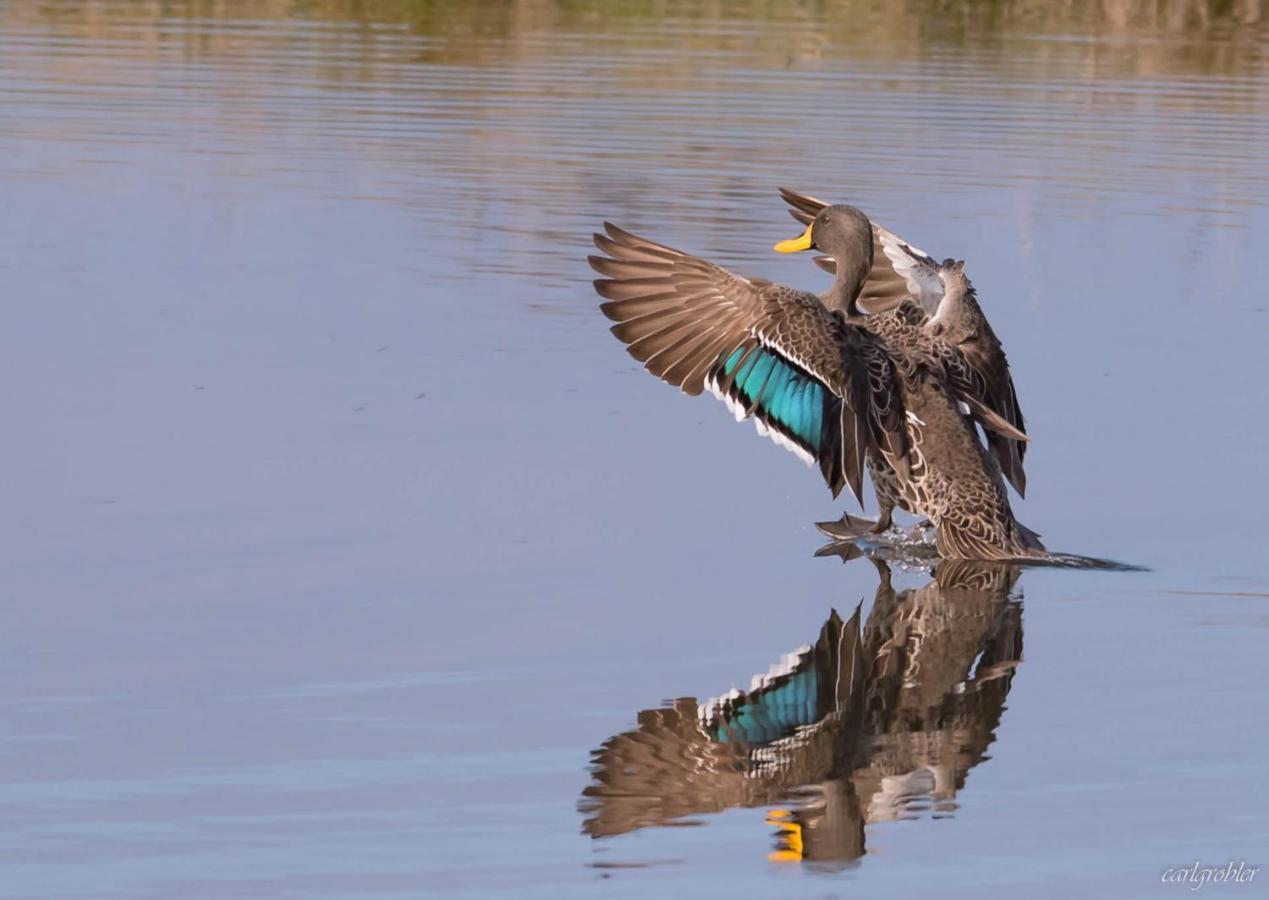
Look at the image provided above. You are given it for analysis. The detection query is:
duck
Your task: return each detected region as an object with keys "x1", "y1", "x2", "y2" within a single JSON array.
[{"x1": 587, "y1": 201, "x2": 1043, "y2": 560}]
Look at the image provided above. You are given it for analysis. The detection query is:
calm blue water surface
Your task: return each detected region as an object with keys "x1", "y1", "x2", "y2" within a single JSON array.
[{"x1": 2, "y1": 2, "x2": 1268, "y2": 897}]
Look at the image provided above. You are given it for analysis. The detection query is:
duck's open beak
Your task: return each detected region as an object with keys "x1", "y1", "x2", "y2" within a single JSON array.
[{"x1": 774, "y1": 223, "x2": 814, "y2": 253}]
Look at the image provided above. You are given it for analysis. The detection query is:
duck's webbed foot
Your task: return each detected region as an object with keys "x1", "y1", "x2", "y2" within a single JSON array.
[{"x1": 815, "y1": 512, "x2": 881, "y2": 541}]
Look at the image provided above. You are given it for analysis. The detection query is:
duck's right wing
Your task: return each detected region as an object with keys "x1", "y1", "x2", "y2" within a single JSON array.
[
  {"x1": 589, "y1": 223, "x2": 908, "y2": 504},
  {"x1": 778, "y1": 187, "x2": 944, "y2": 314}
]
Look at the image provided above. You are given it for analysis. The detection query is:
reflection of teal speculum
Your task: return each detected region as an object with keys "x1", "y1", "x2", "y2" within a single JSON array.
[{"x1": 712, "y1": 667, "x2": 819, "y2": 745}]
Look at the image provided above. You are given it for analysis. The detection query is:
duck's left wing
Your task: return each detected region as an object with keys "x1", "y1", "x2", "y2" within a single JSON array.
[{"x1": 589, "y1": 223, "x2": 908, "y2": 504}]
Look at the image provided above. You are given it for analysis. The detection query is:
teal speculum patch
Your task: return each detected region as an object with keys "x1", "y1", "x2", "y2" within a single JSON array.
[{"x1": 719, "y1": 346, "x2": 825, "y2": 449}]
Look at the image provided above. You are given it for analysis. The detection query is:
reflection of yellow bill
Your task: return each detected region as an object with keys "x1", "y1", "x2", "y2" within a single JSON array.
[{"x1": 765, "y1": 809, "x2": 804, "y2": 862}]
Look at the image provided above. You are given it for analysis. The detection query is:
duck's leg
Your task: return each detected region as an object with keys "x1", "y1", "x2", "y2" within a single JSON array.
[
  {"x1": 868, "y1": 504, "x2": 894, "y2": 534},
  {"x1": 816, "y1": 455, "x2": 905, "y2": 541},
  {"x1": 866, "y1": 454, "x2": 904, "y2": 535}
]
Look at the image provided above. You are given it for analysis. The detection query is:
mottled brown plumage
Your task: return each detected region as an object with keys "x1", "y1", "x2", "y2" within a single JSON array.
[
  {"x1": 856, "y1": 296, "x2": 1038, "y2": 557},
  {"x1": 896, "y1": 375, "x2": 1041, "y2": 559}
]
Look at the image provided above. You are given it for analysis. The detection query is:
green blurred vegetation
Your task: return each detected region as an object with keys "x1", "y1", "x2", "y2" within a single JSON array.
[
  {"x1": 23, "y1": 0, "x2": 1262, "y2": 30},
  {"x1": 5, "y1": 0, "x2": 1265, "y2": 78}
]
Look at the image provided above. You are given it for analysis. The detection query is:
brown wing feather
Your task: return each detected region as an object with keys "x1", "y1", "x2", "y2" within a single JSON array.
[{"x1": 589, "y1": 222, "x2": 765, "y2": 397}]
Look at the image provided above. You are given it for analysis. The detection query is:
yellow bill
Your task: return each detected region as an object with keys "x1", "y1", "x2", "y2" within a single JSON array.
[{"x1": 773, "y1": 223, "x2": 814, "y2": 253}]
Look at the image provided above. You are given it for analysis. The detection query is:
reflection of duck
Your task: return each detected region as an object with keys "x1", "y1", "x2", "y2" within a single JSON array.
[
  {"x1": 588, "y1": 199, "x2": 1041, "y2": 559},
  {"x1": 579, "y1": 559, "x2": 1023, "y2": 868}
]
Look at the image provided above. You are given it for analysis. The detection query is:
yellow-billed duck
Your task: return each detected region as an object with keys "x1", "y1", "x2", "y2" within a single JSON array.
[{"x1": 587, "y1": 199, "x2": 1042, "y2": 560}]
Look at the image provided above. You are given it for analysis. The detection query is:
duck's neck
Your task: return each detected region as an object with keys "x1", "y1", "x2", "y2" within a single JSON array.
[{"x1": 826, "y1": 255, "x2": 870, "y2": 316}]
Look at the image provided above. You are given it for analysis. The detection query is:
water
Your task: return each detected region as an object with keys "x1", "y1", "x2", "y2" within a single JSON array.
[{"x1": 2, "y1": 2, "x2": 1268, "y2": 897}]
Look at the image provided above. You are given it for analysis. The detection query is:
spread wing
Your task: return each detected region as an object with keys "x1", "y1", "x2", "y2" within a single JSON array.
[
  {"x1": 779, "y1": 187, "x2": 943, "y2": 315},
  {"x1": 589, "y1": 223, "x2": 909, "y2": 504}
]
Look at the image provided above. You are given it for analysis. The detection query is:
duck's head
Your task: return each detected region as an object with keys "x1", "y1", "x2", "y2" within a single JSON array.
[{"x1": 774, "y1": 204, "x2": 873, "y2": 309}]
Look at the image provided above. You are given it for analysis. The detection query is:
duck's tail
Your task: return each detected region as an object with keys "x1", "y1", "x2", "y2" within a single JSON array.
[{"x1": 1015, "y1": 521, "x2": 1046, "y2": 553}]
